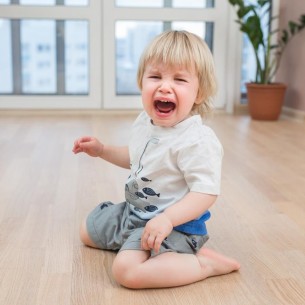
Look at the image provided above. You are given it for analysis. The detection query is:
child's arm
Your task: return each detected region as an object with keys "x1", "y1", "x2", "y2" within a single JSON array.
[
  {"x1": 141, "y1": 192, "x2": 216, "y2": 253},
  {"x1": 73, "y1": 136, "x2": 130, "y2": 169}
]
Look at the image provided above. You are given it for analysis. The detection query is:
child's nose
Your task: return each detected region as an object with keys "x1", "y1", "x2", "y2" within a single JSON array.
[{"x1": 158, "y1": 81, "x2": 172, "y2": 93}]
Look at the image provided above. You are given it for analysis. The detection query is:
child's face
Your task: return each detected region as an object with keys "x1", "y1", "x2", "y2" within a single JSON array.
[{"x1": 141, "y1": 62, "x2": 200, "y2": 127}]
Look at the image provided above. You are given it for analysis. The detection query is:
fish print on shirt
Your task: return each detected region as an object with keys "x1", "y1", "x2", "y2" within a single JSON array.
[
  {"x1": 125, "y1": 179, "x2": 161, "y2": 213},
  {"x1": 125, "y1": 179, "x2": 149, "y2": 213},
  {"x1": 135, "y1": 192, "x2": 147, "y2": 199},
  {"x1": 125, "y1": 136, "x2": 161, "y2": 214},
  {"x1": 143, "y1": 187, "x2": 160, "y2": 197},
  {"x1": 125, "y1": 181, "x2": 140, "y2": 201},
  {"x1": 144, "y1": 205, "x2": 158, "y2": 212}
]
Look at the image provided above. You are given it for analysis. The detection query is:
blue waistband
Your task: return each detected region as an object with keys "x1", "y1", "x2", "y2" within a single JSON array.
[{"x1": 174, "y1": 211, "x2": 211, "y2": 235}]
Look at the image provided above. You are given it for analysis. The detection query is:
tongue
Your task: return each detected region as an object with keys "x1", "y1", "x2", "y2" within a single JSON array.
[{"x1": 156, "y1": 101, "x2": 175, "y2": 113}]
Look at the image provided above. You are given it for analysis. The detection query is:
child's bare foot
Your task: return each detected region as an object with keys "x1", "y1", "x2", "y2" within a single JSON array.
[{"x1": 196, "y1": 248, "x2": 240, "y2": 278}]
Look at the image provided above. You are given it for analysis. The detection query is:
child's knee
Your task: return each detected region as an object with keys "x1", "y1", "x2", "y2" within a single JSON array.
[
  {"x1": 112, "y1": 251, "x2": 148, "y2": 289},
  {"x1": 79, "y1": 219, "x2": 97, "y2": 248},
  {"x1": 112, "y1": 256, "x2": 137, "y2": 288}
]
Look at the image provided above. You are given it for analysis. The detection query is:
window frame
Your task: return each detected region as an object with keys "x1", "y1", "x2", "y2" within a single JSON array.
[
  {"x1": 0, "y1": 2, "x2": 102, "y2": 109},
  {"x1": 103, "y1": 1, "x2": 231, "y2": 110},
  {"x1": 0, "y1": 1, "x2": 274, "y2": 111}
]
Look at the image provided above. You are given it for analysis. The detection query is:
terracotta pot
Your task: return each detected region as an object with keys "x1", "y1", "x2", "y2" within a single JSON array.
[{"x1": 246, "y1": 83, "x2": 287, "y2": 121}]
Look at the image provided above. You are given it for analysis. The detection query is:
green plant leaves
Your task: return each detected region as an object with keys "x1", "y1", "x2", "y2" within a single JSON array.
[
  {"x1": 257, "y1": 0, "x2": 269, "y2": 6},
  {"x1": 244, "y1": 16, "x2": 264, "y2": 51},
  {"x1": 228, "y1": 0, "x2": 305, "y2": 84},
  {"x1": 228, "y1": 0, "x2": 244, "y2": 6},
  {"x1": 237, "y1": 5, "x2": 255, "y2": 19},
  {"x1": 288, "y1": 21, "x2": 298, "y2": 35},
  {"x1": 281, "y1": 30, "x2": 288, "y2": 44}
]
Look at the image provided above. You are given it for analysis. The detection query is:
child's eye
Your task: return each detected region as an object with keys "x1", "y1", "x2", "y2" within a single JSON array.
[
  {"x1": 149, "y1": 75, "x2": 160, "y2": 79},
  {"x1": 175, "y1": 78, "x2": 187, "y2": 82}
]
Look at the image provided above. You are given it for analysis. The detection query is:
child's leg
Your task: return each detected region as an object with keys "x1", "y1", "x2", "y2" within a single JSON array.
[
  {"x1": 112, "y1": 248, "x2": 240, "y2": 289},
  {"x1": 80, "y1": 219, "x2": 99, "y2": 248}
]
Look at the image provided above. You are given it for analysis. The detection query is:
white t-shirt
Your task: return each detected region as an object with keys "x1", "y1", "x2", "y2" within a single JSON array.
[{"x1": 125, "y1": 111, "x2": 223, "y2": 220}]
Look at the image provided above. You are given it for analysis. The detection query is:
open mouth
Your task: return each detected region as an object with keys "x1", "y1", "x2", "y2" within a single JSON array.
[{"x1": 154, "y1": 100, "x2": 176, "y2": 114}]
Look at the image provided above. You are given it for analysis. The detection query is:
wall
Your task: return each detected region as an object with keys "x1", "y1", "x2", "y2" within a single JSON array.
[{"x1": 276, "y1": 1, "x2": 305, "y2": 112}]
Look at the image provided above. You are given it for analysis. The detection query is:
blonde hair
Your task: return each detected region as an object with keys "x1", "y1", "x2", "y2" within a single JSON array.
[{"x1": 137, "y1": 30, "x2": 217, "y2": 118}]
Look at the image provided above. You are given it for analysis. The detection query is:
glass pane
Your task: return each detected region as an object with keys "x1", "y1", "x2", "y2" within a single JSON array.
[
  {"x1": 172, "y1": 0, "x2": 214, "y2": 8},
  {"x1": 65, "y1": 0, "x2": 88, "y2": 5},
  {"x1": 172, "y1": 21, "x2": 214, "y2": 51},
  {"x1": 0, "y1": 0, "x2": 10, "y2": 4},
  {"x1": 172, "y1": 21, "x2": 205, "y2": 39},
  {"x1": 116, "y1": 0, "x2": 214, "y2": 8},
  {"x1": 19, "y1": 0, "x2": 88, "y2": 5},
  {"x1": 116, "y1": 21, "x2": 214, "y2": 95},
  {"x1": 241, "y1": 35, "x2": 256, "y2": 94},
  {"x1": 0, "y1": 19, "x2": 13, "y2": 93},
  {"x1": 116, "y1": 0, "x2": 162, "y2": 8},
  {"x1": 20, "y1": 0, "x2": 55, "y2": 5},
  {"x1": 65, "y1": 20, "x2": 89, "y2": 94},
  {"x1": 21, "y1": 20, "x2": 56, "y2": 94},
  {"x1": 240, "y1": 0, "x2": 269, "y2": 95},
  {"x1": 116, "y1": 21, "x2": 163, "y2": 95}
]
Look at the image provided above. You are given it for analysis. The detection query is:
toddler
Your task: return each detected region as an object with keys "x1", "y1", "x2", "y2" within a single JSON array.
[{"x1": 73, "y1": 30, "x2": 240, "y2": 289}]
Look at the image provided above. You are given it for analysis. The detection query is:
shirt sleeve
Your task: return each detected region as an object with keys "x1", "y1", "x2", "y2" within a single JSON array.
[{"x1": 177, "y1": 130, "x2": 223, "y2": 195}]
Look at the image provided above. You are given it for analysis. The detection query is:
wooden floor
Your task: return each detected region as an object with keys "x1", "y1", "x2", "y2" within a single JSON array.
[{"x1": 0, "y1": 112, "x2": 305, "y2": 305}]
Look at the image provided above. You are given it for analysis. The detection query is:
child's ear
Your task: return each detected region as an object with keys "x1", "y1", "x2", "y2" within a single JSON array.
[
  {"x1": 194, "y1": 94, "x2": 202, "y2": 105},
  {"x1": 194, "y1": 89, "x2": 204, "y2": 105}
]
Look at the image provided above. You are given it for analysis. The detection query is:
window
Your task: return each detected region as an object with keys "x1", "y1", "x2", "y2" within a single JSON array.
[
  {"x1": 21, "y1": 20, "x2": 57, "y2": 94},
  {"x1": 65, "y1": 20, "x2": 89, "y2": 94},
  {"x1": 0, "y1": 19, "x2": 13, "y2": 93},
  {"x1": 115, "y1": 0, "x2": 214, "y2": 8},
  {"x1": 115, "y1": 21, "x2": 163, "y2": 96},
  {"x1": 115, "y1": 21, "x2": 213, "y2": 96},
  {"x1": 1, "y1": 1, "x2": 243, "y2": 110},
  {"x1": 104, "y1": 1, "x2": 228, "y2": 109},
  {"x1": 240, "y1": 0, "x2": 270, "y2": 95},
  {"x1": 0, "y1": 1, "x2": 101, "y2": 108},
  {"x1": 8, "y1": 0, "x2": 88, "y2": 6},
  {"x1": 0, "y1": 19, "x2": 88, "y2": 95}
]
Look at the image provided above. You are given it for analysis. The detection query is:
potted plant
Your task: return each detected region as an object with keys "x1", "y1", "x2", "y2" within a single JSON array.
[{"x1": 228, "y1": 0, "x2": 305, "y2": 120}]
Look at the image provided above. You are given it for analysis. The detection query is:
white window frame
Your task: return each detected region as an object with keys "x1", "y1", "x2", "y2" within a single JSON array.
[
  {"x1": 1, "y1": 1, "x2": 273, "y2": 111},
  {"x1": 103, "y1": 1, "x2": 232, "y2": 110},
  {"x1": 0, "y1": 2, "x2": 102, "y2": 109}
]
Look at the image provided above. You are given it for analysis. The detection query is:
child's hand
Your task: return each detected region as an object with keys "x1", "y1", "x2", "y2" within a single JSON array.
[
  {"x1": 141, "y1": 213, "x2": 173, "y2": 254},
  {"x1": 72, "y1": 136, "x2": 104, "y2": 157}
]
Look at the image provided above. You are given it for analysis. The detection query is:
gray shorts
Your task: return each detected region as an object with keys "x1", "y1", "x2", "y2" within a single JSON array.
[{"x1": 86, "y1": 201, "x2": 209, "y2": 257}]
